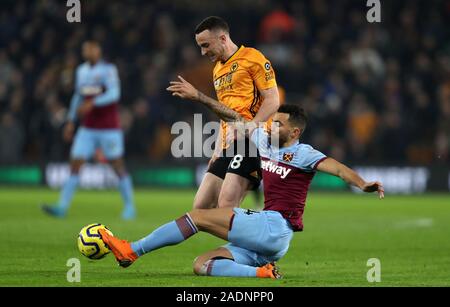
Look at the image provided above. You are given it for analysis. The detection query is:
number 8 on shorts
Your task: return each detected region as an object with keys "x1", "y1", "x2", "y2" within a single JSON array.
[{"x1": 230, "y1": 154, "x2": 243, "y2": 169}]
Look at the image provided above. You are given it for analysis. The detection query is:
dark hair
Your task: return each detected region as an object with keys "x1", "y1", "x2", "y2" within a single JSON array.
[
  {"x1": 195, "y1": 16, "x2": 230, "y2": 34},
  {"x1": 277, "y1": 104, "x2": 308, "y2": 130}
]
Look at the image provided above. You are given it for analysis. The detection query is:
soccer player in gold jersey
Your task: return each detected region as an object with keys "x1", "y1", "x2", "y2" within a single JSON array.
[{"x1": 168, "y1": 16, "x2": 280, "y2": 210}]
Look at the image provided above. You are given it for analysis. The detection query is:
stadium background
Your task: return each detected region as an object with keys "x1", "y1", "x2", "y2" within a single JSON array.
[
  {"x1": 0, "y1": 0, "x2": 449, "y2": 287},
  {"x1": 0, "y1": 0, "x2": 449, "y2": 192}
]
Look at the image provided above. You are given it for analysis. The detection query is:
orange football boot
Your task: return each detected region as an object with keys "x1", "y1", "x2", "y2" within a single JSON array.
[
  {"x1": 98, "y1": 229, "x2": 138, "y2": 268},
  {"x1": 256, "y1": 262, "x2": 283, "y2": 279}
]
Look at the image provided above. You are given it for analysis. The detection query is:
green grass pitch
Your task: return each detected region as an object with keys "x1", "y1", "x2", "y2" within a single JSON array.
[{"x1": 0, "y1": 187, "x2": 449, "y2": 286}]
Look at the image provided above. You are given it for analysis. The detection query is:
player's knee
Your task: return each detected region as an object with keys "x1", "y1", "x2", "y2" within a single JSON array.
[
  {"x1": 193, "y1": 257, "x2": 212, "y2": 276},
  {"x1": 188, "y1": 209, "x2": 218, "y2": 232},
  {"x1": 114, "y1": 168, "x2": 127, "y2": 178},
  {"x1": 192, "y1": 257, "x2": 204, "y2": 275},
  {"x1": 70, "y1": 160, "x2": 84, "y2": 174},
  {"x1": 193, "y1": 201, "x2": 217, "y2": 210},
  {"x1": 217, "y1": 193, "x2": 239, "y2": 208},
  {"x1": 188, "y1": 209, "x2": 206, "y2": 230},
  {"x1": 193, "y1": 192, "x2": 218, "y2": 209},
  {"x1": 192, "y1": 198, "x2": 207, "y2": 210},
  {"x1": 110, "y1": 160, "x2": 127, "y2": 177}
]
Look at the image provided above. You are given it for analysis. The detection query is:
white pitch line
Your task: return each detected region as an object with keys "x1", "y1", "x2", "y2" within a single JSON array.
[{"x1": 394, "y1": 218, "x2": 434, "y2": 229}]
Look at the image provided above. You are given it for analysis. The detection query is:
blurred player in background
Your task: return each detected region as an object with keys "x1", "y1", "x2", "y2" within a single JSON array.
[
  {"x1": 97, "y1": 104, "x2": 384, "y2": 278},
  {"x1": 42, "y1": 41, "x2": 136, "y2": 220},
  {"x1": 167, "y1": 16, "x2": 280, "y2": 210}
]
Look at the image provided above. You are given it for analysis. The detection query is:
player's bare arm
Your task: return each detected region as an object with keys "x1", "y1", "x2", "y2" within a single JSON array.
[
  {"x1": 167, "y1": 75, "x2": 244, "y2": 122},
  {"x1": 225, "y1": 86, "x2": 280, "y2": 142},
  {"x1": 223, "y1": 86, "x2": 279, "y2": 142},
  {"x1": 316, "y1": 157, "x2": 385, "y2": 199},
  {"x1": 197, "y1": 90, "x2": 244, "y2": 122},
  {"x1": 250, "y1": 86, "x2": 280, "y2": 124}
]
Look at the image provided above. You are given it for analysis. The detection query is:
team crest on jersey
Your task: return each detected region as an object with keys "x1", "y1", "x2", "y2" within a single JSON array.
[
  {"x1": 283, "y1": 152, "x2": 294, "y2": 162},
  {"x1": 230, "y1": 62, "x2": 238, "y2": 72}
]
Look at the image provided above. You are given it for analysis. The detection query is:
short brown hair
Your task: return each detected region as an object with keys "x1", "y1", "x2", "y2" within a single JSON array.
[{"x1": 195, "y1": 16, "x2": 230, "y2": 34}]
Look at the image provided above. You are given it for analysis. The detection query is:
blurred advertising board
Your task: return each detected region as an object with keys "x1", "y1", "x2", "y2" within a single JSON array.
[{"x1": 0, "y1": 164, "x2": 448, "y2": 193}]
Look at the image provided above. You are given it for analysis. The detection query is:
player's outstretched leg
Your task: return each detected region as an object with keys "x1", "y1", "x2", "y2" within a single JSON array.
[
  {"x1": 42, "y1": 159, "x2": 84, "y2": 218},
  {"x1": 110, "y1": 158, "x2": 136, "y2": 220},
  {"x1": 193, "y1": 248, "x2": 282, "y2": 279},
  {"x1": 99, "y1": 208, "x2": 234, "y2": 268},
  {"x1": 99, "y1": 213, "x2": 199, "y2": 267}
]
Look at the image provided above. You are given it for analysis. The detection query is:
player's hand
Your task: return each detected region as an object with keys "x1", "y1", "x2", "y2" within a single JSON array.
[
  {"x1": 226, "y1": 121, "x2": 255, "y2": 144},
  {"x1": 63, "y1": 121, "x2": 75, "y2": 142},
  {"x1": 362, "y1": 181, "x2": 384, "y2": 199},
  {"x1": 166, "y1": 76, "x2": 199, "y2": 101},
  {"x1": 78, "y1": 98, "x2": 94, "y2": 118}
]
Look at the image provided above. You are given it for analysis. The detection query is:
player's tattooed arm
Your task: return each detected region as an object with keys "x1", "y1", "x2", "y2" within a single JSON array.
[
  {"x1": 167, "y1": 75, "x2": 243, "y2": 122},
  {"x1": 194, "y1": 92, "x2": 261, "y2": 141},
  {"x1": 195, "y1": 93, "x2": 261, "y2": 140},
  {"x1": 167, "y1": 75, "x2": 259, "y2": 140},
  {"x1": 196, "y1": 91, "x2": 244, "y2": 122}
]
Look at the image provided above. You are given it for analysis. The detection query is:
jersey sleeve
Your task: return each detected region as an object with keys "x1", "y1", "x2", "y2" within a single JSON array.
[
  {"x1": 248, "y1": 50, "x2": 277, "y2": 91},
  {"x1": 296, "y1": 145, "x2": 327, "y2": 172},
  {"x1": 94, "y1": 65, "x2": 121, "y2": 106},
  {"x1": 67, "y1": 67, "x2": 83, "y2": 121}
]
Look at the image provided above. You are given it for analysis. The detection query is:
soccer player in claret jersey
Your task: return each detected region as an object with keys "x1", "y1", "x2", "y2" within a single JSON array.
[
  {"x1": 167, "y1": 16, "x2": 279, "y2": 210},
  {"x1": 42, "y1": 41, "x2": 136, "y2": 220},
  {"x1": 98, "y1": 104, "x2": 384, "y2": 279}
]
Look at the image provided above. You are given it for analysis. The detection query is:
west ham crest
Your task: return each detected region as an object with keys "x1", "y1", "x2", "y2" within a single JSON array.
[{"x1": 283, "y1": 152, "x2": 294, "y2": 162}]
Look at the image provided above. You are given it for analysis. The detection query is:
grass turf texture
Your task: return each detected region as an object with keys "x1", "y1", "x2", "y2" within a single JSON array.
[{"x1": 0, "y1": 187, "x2": 449, "y2": 286}]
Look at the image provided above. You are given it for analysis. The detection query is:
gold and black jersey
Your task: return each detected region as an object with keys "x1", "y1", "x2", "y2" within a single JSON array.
[{"x1": 213, "y1": 45, "x2": 277, "y2": 149}]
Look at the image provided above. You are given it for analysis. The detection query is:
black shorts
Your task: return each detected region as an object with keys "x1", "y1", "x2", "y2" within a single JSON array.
[{"x1": 207, "y1": 138, "x2": 261, "y2": 190}]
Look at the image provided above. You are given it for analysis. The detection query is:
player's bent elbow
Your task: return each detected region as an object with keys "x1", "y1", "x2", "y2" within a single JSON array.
[
  {"x1": 273, "y1": 97, "x2": 280, "y2": 109},
  {"x1": 265, "y1": 97, "x2": 279, "y2": 113}
]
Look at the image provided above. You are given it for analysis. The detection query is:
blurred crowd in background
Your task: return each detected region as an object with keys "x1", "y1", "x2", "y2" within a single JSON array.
[{"x1": 0, "y1": 0, "x2": 449, "y2": 165}]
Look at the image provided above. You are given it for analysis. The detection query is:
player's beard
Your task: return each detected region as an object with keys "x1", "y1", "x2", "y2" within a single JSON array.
[
  {"x1": 210, "y1": 46, "x2": 225, "y2": 62},
  {"x1": 269, "y1": 131, "x2": 287, "y2": 148},
  {"x1": 206, "y1": 49, "x2": 220, "y2": 62}
]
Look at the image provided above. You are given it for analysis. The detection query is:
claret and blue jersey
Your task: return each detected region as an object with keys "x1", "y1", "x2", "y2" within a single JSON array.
[
  {"x1": 220, "y1": 128, "x2": 327, "y2": 266},
  {"x1": 68, "y1": 60, "x2": 124, "y2": 160},
  {"x1": 251, "y1": 127, "x2": 328, "y2": 231}
]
